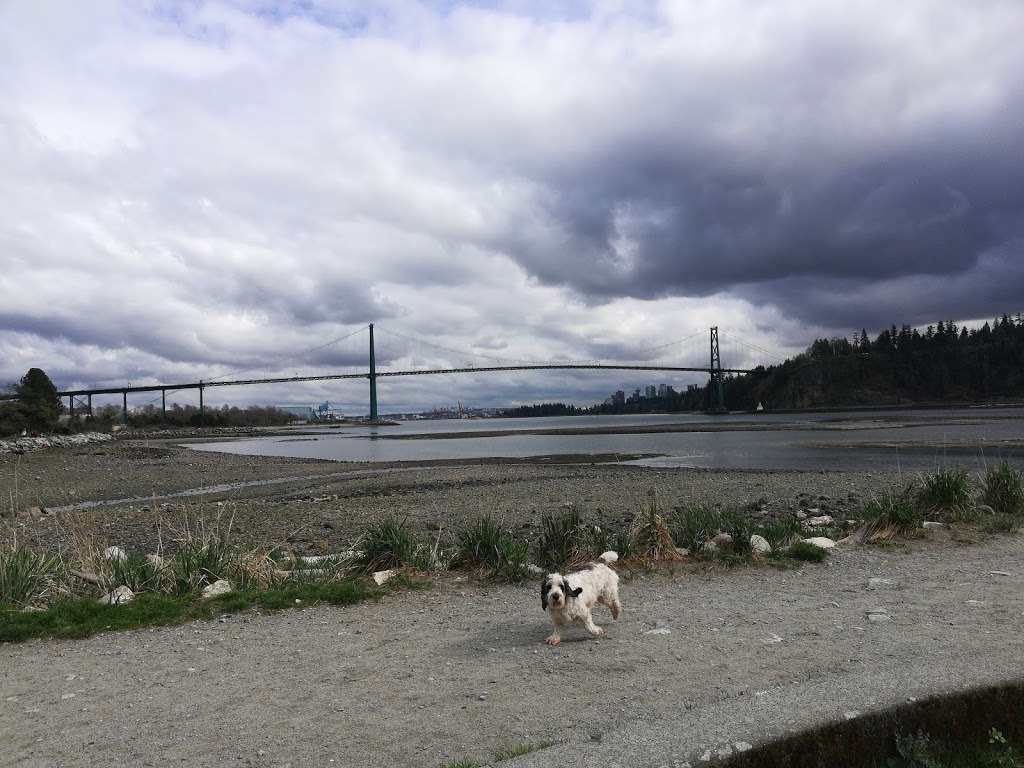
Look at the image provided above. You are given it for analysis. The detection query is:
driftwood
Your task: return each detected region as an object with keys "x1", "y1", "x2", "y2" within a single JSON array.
[{"x1": 71, "y1": 569, "x2": 104, "y2": 585}]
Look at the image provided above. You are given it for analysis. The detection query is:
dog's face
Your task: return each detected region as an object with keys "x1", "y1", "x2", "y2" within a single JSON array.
[{"x1": 541, "y1": 574, "x2": 582, "y2": 611}]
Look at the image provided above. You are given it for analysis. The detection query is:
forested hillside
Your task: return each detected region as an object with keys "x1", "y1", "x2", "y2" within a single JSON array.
[{"x1": 725, "y1": 313, "x2": 1024, "y2": 410}]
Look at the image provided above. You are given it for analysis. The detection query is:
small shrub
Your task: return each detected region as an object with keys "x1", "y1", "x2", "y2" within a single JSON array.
[
  {"x1": 534, "y1": 506, "x2": 596, "y2": 571},
  {"x1": 981, "y1": 461, "x2": 1024, "y2": 516},
  {"x1": 856, "y1": 488, "x2": 922, "y2": 542},
  {"x1": 170, "y1": 537, "x2": 240, "y2": 593},
  {"x1": 0, "y1": 545, "x2": 61, "y2": 608},
  {"x1": 784, "y1": 541, "x2": 830, "y2": 563},
  {"x1": 631, "y1": 497, "x2": 681, "y2": 562},
  {"x1": 916, "y1": 467, "x2": 973, "y2": 521},
  {"x1": 757, "y1": 517, "x2": 804, "y2": 551},
  {"x1": 108, "y1": 551, "x2": 165, "y2": 594},
  {"x1": 354, "y1": 516, "x2": 420, "y2": 573},
  {"x1": 718, "y1": 509, "x2": 754, "y2": 558},
  {"x1": 452, "y1": 516, "x2": 532, "y2": 583},
  {"x1": 668, "y1": 502, "x2": 721, "y2": 554}
]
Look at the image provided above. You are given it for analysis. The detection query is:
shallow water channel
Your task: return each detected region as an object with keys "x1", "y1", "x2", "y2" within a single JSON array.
[{"x1": 184, "y1": 407, "x2": 1024, "y2": 473}]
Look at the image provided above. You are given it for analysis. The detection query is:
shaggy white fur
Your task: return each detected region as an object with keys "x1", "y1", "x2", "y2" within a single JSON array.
[{"x1": 540, "y1": 551, "x2": 622, "y2": 646}]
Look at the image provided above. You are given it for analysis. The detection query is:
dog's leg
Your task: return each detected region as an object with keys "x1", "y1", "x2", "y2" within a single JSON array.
[
  {"x1": 545, "y1": 617, "x2": 565, "y2": 645},
  {"x1": 599, "y1": 589, "x2": 622, "y2": 620},
  {"x1": 582, "y1": 613, "x2": 604, "y2": 637}
]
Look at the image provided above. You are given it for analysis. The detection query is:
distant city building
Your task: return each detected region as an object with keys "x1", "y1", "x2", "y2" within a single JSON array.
[{"x1": 645, "y1": 385, "x2": 657, "y2": 399}]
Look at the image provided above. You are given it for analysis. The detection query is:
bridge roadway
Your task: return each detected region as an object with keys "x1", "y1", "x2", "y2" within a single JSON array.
[{"x1": 45, "y1": 363, "x2": 755, "y2": 400}]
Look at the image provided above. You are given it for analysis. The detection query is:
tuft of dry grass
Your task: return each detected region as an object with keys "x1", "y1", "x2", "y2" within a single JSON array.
[{"x1": 630, "y1": 494, "x2": 682, "y2": 563}]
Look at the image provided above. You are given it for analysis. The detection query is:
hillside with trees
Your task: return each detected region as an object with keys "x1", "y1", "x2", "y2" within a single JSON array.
[{"x1": 723, "y1": 313, "x2": 1024, "y2": 411}]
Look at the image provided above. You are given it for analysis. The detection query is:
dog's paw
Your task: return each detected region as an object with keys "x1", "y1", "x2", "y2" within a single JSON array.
[
  {"x1": 589, "y1": 626, "x2": 604, "y2": 637},
  {"x1": 545, "y1": 635, "x2": 561, "y2": 646}
]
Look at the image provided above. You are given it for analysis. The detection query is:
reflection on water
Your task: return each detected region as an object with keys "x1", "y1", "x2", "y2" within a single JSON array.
[{"x1": 183, "y1": 407, "x2": 1024, "y2": 472}]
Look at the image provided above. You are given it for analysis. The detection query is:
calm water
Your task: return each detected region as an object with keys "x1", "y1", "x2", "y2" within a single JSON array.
[{"x1": 183, "y1": 407, "x2": 1024, "y2": 472}]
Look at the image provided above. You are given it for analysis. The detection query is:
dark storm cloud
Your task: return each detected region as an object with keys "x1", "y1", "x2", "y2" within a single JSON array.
[{"x1": 507, "y1": 88, "x2": 1024, "y2": 330}]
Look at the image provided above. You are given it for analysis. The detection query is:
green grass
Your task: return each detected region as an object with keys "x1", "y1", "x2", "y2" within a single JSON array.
[
  {"x1": 916, "y1": 467, "x2": 974, "y2": 522},
  {"x1": 667, "y1": 502, "x2": 721, "y2": 554},
  {"x1": 855, "y1": 488, "x2": 923, "y2": 542},
  {"x1": 0, "y1": 578, "x2": 380, "y2": 642},
  {"x1": 354, "y1": 516, "x2": 422, "y2": 573},
  {"x1": 876, "y1": 727, "x2": 1023, "y2": 768},
  {"x1": 0, "y1": 545, "x2": 61, "y2": 608},
  {"x1": 534, "y1": 506, "x2": 596, "y2": 571},
  {"x1": 757, "y1": 517, "x2": 805, "y2": 551},
  {"x1": 451, "y1": 515, "x2": 532, "y2": 583},
  {"x1": 981, "y1": 460, "x2": 1024, "y2": 517},
  {"x1": 783, "y1": 540, "x2": 831, "y2": 563}
]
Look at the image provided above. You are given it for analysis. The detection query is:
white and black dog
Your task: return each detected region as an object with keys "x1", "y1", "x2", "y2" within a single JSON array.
[{"x1": 540, "y1": 551, "x2": 622, "y2": 645}]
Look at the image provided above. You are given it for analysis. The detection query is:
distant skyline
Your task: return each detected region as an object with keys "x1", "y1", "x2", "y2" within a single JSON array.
[{"x1": 2, "y1": 1, "x2": 1021, "y2": 415}]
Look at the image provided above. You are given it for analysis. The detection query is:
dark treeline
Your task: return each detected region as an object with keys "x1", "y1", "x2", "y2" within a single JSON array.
[
  {"x1": 507, "y1": 312, "x2": 1024, "y2": 416},
  {"x1": 726, "y1": 312, "x2": 1024, "y2": 410},
  {"x1": 96, "y1": 402, "x2": 296, "y2": 429}
]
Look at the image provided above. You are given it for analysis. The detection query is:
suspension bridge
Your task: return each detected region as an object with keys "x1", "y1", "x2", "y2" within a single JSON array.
[{"x1": 16, "y1": 326, "x2": 786, "y2": 421}]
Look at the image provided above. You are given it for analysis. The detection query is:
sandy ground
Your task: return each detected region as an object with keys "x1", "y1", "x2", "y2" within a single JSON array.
[{"x1": 2, "y1": 432, "x2": 1023, "y2": 767}]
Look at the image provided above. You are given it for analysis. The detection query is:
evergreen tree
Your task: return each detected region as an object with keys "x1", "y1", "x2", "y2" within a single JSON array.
[{"x1": 16, "y1": 368, "x2": 62, "y2": 431}]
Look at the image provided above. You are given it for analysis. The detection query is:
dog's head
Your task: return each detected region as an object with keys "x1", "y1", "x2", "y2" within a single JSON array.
[{"x1": 541, "y1": 574, "x2": 582, "y2": 611}]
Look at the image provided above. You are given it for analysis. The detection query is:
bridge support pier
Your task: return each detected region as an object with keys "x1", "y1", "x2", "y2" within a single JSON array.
[
  {"x1": 708, "y1": 326, "x2": 726, "y2": 412},
  {"x1": 368, "y1": 323, "x2": 378, "y2": 421}
]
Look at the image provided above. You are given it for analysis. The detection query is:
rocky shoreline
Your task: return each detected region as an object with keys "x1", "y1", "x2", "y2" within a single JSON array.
[{"x1": 1, "y1": 432, "x2": 910, "y2": 560}]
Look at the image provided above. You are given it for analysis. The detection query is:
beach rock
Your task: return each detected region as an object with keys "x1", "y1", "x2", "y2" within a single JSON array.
[
  {"x1": 104, "y1": 546, "x2": 127, "y2": 562},
  {"x1": 202, "y1": 579, "x2": 232, "y2": 598},
  {"x1": 803, "y1": 536, "x2": 837, "y2": 550},
  {"x1": 100, "y1": 586, "x2": 135, "y2": 605},
  {"x1": 750, "y1": 534, "x2": 771, "y2": 554}
]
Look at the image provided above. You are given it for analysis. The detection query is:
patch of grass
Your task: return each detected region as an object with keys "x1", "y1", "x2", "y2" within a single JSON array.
[
  {"x1": 667, "y1": 502, "x2": 721, "y2": 554},
  {"x1": 631, "y1": 496, "x2": 681, "y2": 562},
  {"x1": 534, "y1": 506, "x2": 595, "y2": 571},
  {"x1": 451, "y1": 516, "x2": 532, "y2": 583},
  {"x1": 493, "y1": 740, "x2": 557, "y2": 761},
  {"x1": 916, "y1": 467, "x2": 974, "y2": 522},
  {"x1": 169, "y1": 536, "x2": 241, "y2": 593},
  {"x1": 757, "y1": 517, "x2": 805, "y2": 551},
  {"x1": 783, "y1": 540, "x2": 831, "y2": 563},
  {"x1": 0, "y1": 577, "x2": 380, "y2": 642},
  {"x1": 980, "y1": 513, "x2": 1019, "y2": 534},
  {"x1": 0, "y1": 593, "x2": 209, "y2": 642},
  {"x1": 0, "y1": 544, "x2": 62, "y2": 608},
  {"x1": 878, "y1": 726, "x2": 1024, "y2": 768},
  {"x1": 855, "y1": 488, "x2": 923, "y2": 542},
  {"x1": 718, "y1": 509, "x2": 755, "y2": 558},
  {"x1": 354, "y1": 516, "x2": 420, "y2": 573},
  {"x1": 109, "y1": 551, "x2": 166, "y2": 593},
  {"x1": 981, "y1": 460, "x2": 1024, "y2": 517}
]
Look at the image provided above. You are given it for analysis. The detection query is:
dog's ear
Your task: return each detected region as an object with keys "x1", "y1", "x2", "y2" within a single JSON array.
[
  {"x1": 569, "y1": 585, "x2": 583, "y2": 599},
  {"x1": 541, "y1": 577, "x2": 550, "y2": 611}
]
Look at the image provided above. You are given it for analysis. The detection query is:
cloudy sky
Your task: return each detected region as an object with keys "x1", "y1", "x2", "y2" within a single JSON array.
[{"x1": 2, "y1": 0, "x2": 1022, "y2": 415}]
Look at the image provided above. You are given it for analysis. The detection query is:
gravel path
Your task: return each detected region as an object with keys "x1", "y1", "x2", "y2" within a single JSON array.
[
  {"x1": 2, "y1": 434, "x2": 1023, "y2": 767},
  {"x1": 3, "y1": 533, "x2": 1023, "y2": 767}
]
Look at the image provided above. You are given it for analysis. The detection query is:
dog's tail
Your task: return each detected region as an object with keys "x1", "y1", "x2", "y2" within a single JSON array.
[{"x1": 598, "y1": 551, "x2": 618, "y2": 565}]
